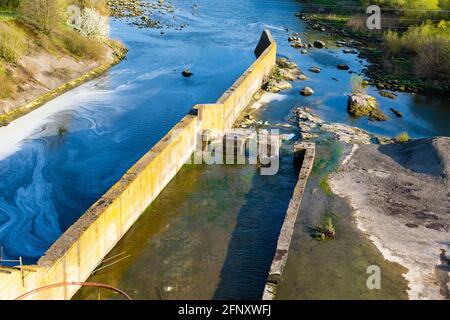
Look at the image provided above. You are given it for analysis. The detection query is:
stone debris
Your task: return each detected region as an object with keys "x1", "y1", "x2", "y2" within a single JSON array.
[{"x1": 294, "y1": 107, "x2": 374, "y2": 144}]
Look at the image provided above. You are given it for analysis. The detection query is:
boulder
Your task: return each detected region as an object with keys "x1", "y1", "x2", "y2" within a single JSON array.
[
  {"x1": 300, "y1": 86, "x2": 314, "y2": 96},
  {"x1": 301, "y1": 49, "x2": 308, "y2": 54},
  {"x1": 313, "y1": 40, "x2": 326, "y2": 48},
  {"x1": 290, "y1": 41, "x2": 303, "y2": 48},
  {"x1": 276, "y1": 58, "x2": 297, "y2": 69},
  {"x1": 265, "y1": 80, "x2": 292, "y2": 93},
  {"x1": 298, "y1": 74, "x2": 308, "y2": 81},
  {"x1": 347, "y1": 93, "x2": 388, "y2": 121}
]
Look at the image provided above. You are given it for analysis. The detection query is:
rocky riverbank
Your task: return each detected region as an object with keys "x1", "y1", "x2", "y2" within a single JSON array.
[
  {"x1": 329, "y1": 137, "x2": 450, "y2": 299},
  {"x1": 294, "y1": 12, "x2": 450, "y2": 95}
]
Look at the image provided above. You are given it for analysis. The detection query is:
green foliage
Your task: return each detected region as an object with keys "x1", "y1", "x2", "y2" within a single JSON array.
[
  {"x1": 313, "y1": 216, "x2": 336, "y2": 241},
  {"x1": 59, "y1": 29, "x2": 105, "y2": 61},
  {"x1": 0, "y1": 0, "x2": 20, "y2": 11},
  {"x1": 385, "y1": 21, "x2": 450, "y2": 81},
  {"x1": 0, "y1": 65, "x2": 14, "y2": 98},
  {"x1": 19, "y1": 0, "x2": 67, "y2": 34},
  {"x1": 351, "y1": 74, "x2": 367, "y2": 94},
  {"x1": 0, "y1": 22, "x2": 26, "y2": 63},
  {"x1": 320, "y1": 174, "x2": 333, "y2": 196},
  {"x1": 396, "y1": 131, "x2": 409, "y2": 142}
]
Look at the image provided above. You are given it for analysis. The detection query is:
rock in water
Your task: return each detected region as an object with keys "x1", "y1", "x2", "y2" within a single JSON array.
[
  {"x1": 347, "y1": 93, "x2": 387, "y2": 121},
  {"x1": 337, "y1": 64, "x2": 350, "y2": 70},
  {"x1": 390, "y1": 108, "x2": 403, "y2": 117},
  {"x1": 313, "y1": 40, "x2": 325, "y2": 48},
  {"x1": 182, "y1": 69, "x2": 193, "y2": 77},
  {"x1": 379, "y1": 90, "x2": 397, "y2": 99},
  {"x1": 300, "y1": 87, "x2": 314, "y2": 96},
  {"x1": 308, "y1": 66, "x2": 321, "y2": 73},
  {"x1": 276, "y1": 58, "x2": 297, "y2": 69}
]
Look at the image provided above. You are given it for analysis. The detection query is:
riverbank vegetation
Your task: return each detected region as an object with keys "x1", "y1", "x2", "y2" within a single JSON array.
[
  {"x1": 297, "y1": 0, "x2": 450, "y2": 94},
  {"x1": 0, "y1": 0, "x2": 126, "y2": 124}
]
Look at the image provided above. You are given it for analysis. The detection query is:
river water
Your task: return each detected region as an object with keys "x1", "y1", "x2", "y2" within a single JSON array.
[{"x1": 1, "y1": 0, "x2": 448, "y2": 299}]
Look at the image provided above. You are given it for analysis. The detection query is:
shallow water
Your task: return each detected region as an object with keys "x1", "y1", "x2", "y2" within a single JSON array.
[{"x1": 0, "y1": 0, "x2": 447, "y2": 299}]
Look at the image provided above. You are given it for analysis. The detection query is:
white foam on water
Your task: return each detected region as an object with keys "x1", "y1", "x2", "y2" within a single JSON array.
[
  {"x1": 251, "y1": 92, "x2": 287, "y2": 110},
  {"x1": 0, "y1": 81, "x2": 117, "y2": 160}
]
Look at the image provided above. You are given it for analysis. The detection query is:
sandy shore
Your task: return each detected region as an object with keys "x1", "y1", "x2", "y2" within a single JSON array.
[{"x1": 330, "y1": 138, "x2": 450, "y2": 300}]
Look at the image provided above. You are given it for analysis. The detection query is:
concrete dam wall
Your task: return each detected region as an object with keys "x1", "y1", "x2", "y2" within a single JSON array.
[{"x1": 0, "y1": 30, "x2": 276, "y2": 300}]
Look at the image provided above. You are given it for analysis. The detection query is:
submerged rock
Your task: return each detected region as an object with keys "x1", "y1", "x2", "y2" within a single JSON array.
[
  {"x1": 300, "y1": 87, "x2": 314, "y2": 96},
  {"x1": 390, "y1": 108, "x2": 403, "y2": 117},
  {"x1": 313, "y1": 40, "x2": 325, "y2": 48},
  {"x1": 337, "y1": 64, "x2": 350, "y2": 70},
  {"x1": 182, "y1": 69, "x2": 194, "y2": 77},
  {"x1": 379, "y1": 90, "x2": 397, "y2": 99},
  {"x1": 347, "y1": 93, "x2": 387, "y2": 121}
]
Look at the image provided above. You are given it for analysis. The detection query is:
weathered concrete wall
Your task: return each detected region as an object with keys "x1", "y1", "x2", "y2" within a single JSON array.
[
  {"x1": 262, "y1": 142, "x2": 315, "y2": 300},
  {"x1": 0, "y1": 29, "x2": 276, "y2": 300}
]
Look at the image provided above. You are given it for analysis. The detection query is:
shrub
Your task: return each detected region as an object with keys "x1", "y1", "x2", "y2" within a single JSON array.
[
  {"x1": 0, "y1": 22, "x2": 26, "y2": 63},
  {"x1": 0, "y1": 66, "x2": 14, "y2": 99},
  {"x1": 74, "y1": 8, "x2": 110, "y2": 38},
  {"x1": 415, "y1": 35, "x2": 450, "y2": 80},
  {"x1": 313, "y1": 216, "x2": 336, "y2": 241},
  {"x1": 397, "y1": 132, "x2": 409, "y2": 142},
  {"x1": 60, "y1": 29, "x2": 105, "y2": 61},
  {"x1": 351, "y1": 75, "x2": 367, "y2": 94},
  {"x1": 384, "y1": 30, "x2": 401, "y2": 55}
]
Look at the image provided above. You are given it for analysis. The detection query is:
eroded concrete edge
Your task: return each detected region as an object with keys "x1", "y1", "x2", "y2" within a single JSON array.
[{"x1": 262, "y1": 142, "x2": 316, "y2": 300}]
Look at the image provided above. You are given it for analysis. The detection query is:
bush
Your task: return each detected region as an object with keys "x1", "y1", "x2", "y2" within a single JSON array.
[
  {"x1": 384, "y1": 30, "x2": 401, "y2": 55},
  {"x1": 384, "y1": 21, "x2": 450, "y2": 81},
  {"x1": 415, "y1": 35, "x2": 450, "y2": 80},
  {"x1": 0, "y1": 66, "x2": 14, "y2": 99},
  {"x1": 351, "y1": 75, "x2": 367, "y2": 94},
  {"x1": 397, "y1": 132, "x2": 409, "y2": 142},
  {"x1": 60, "y1": 29, "x2": 105, "y2": 61},
  {"x1": 0, "y1": 22, "x2": 26, "y2": 63}
]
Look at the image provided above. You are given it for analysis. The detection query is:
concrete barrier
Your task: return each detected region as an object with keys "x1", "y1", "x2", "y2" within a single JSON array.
[
  {"x1": 0, "y1": 29, "x2": 276, "y2": 300},
  {"x1": 262, "y1": 142, "x2": 316, "y2": 300}
]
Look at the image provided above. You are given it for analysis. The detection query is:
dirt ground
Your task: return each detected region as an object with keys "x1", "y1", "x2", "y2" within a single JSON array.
[{"x1": 330, "y1": 137, "x2": 450, "y2": 300}]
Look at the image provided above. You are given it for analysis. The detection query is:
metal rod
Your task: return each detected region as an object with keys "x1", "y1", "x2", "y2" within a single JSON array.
[
  {"x1": 93, "y1": 255, "x2": 131, "y2": 274},
  {"x1": 15, "y1": 282, "x2": 132, "y2": 300}
]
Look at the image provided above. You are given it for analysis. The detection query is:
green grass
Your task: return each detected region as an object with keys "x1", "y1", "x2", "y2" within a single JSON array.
[
  {"x1": 0, "y1": 11, "x2": 17, "y2": 22},
  {"x1": 319, "y1": 174, "x2": 333, "y2": 196},
  {"x1": 396, "y1": 132, "x2": 409, "y2": 143}
]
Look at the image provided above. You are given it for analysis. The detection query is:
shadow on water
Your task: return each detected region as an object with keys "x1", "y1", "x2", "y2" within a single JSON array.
[{"x1": 213, "y1": 146, "x2": 299, "y2": 299}]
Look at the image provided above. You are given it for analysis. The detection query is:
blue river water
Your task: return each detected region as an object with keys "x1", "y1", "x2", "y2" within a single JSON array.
[{"x1": 0, "y1": 0, "x2": 448, "y2": 265}]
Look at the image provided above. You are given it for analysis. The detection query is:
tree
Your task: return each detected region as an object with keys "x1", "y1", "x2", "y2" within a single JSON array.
[
  {"x1": 74, "y1": 8, "x2": 110, "y2": 38},
  {"x1": 19, "y1": 0, "x2": 67, "y2": 34}
]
